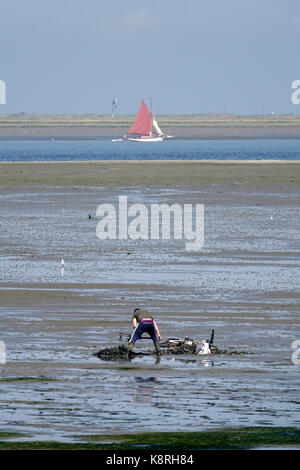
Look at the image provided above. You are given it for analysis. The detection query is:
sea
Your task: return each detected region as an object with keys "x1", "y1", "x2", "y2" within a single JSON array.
[{"x1": 0, "y1": 138, "x2": 300, "y2": 161}]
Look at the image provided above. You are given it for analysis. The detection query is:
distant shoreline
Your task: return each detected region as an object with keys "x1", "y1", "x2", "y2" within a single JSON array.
[
  {"x1": 1, "y1": 125, "x2": 300, "y2": 140},
  {"x1": 0, "y1": 114, "x2": 300, "y2": 139}
]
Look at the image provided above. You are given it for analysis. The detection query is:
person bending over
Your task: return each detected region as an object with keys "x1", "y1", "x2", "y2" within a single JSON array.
[{"x1": 127, "y1": 308, "x2": 162, "y2": 356}]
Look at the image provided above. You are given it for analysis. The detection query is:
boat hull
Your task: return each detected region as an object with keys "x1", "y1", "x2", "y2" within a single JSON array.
[{"x1": 128, "y1": 136, "x2": 164, "y2": 143}]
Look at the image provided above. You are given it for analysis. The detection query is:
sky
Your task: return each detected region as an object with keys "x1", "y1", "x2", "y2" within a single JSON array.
[{"x1": 1, "y1": 0, "x2": 300, "y2": 115}]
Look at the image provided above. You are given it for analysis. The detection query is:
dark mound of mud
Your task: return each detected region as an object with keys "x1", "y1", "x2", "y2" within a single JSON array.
[
  {"x1": 94, "y1": 343, "x2": 248, "y2": 361},
  {"x1": 164, "y1": 343, "x2": 197, "y2": 355},
  {"x1": 164, "y1": 344, "x2": 221, "y2": 355},
  {"x1": 94, "y1": 345, "x2": 148, "y2": 361}
]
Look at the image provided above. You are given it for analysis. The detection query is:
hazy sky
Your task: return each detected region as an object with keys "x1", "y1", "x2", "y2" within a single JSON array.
[{"x1": 1, "y1": 0, "x2": 300, "y2": 114}]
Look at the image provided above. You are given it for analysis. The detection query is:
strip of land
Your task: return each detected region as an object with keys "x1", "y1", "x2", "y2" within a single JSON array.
[
  {"x1": 0, "y1": 161, "x2": 300, "y2": 186},
  {"x1": 0, "y1": 428, "x2": 299, "y2": 449},
  {"x1": 1, "y1": 125, "x2": 300, "y2": 139},
  {"x1": 0, "y1": 114, "x2": 300, "y2": 139}
]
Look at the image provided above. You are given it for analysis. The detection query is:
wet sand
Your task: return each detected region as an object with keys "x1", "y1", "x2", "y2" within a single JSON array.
[
  {"x1": 1, "y1": 160, "x2": 300, "y2": 186},
  {"x1": 0, "y1": 165, "x2": 299, "y2": 443}
]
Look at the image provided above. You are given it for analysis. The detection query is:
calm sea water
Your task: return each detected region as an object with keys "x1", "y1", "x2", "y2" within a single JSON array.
[{"x1": 0, "y1": 139, "x2": 300, "y2": 161}]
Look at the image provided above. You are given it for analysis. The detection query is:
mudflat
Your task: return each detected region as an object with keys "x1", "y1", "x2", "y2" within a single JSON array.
[
  {"x1": 1, "y1": 160, "x2": 300, "y2": 186},
  {"x1": 0, "y1": 178, "x2": 299, "y2": 442}
]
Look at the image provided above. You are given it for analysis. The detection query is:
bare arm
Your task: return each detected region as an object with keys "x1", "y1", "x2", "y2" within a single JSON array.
[
  {"x1": 132, "y1": 317, "x2": 138, "y2": 329},
  {"x1": 153, "y1": 320, "x2": 162, "y2": 341}
]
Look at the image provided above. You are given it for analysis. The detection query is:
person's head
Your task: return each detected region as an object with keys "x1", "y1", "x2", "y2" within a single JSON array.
[{"x1": 133, "y1": 308, "x2": 141, "y2": 314}]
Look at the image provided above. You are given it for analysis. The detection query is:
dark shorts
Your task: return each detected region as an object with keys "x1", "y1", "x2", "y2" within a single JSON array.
[{"x1": 129, "y1": 320, "x2": 158, "y2": 344}]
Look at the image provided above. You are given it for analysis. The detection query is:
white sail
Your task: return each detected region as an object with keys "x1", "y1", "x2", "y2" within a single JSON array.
[{"x1": 152, "y1": 117, "x2": 164, "y2": 137}]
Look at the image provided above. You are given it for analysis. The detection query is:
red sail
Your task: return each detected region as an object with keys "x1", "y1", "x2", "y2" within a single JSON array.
[{"x1": 128, "y1": 100, "x2": 151, "y2": 135}]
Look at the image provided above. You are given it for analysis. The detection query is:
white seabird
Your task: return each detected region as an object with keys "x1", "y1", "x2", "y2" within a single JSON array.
[{"x1": 197, "y1": 340, "x2": 211, "y2": 355}]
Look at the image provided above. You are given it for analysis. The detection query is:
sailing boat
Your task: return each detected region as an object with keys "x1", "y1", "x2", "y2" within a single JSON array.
[{"x1": 122, "y1": 100, "x2": 173, "y2": 142}]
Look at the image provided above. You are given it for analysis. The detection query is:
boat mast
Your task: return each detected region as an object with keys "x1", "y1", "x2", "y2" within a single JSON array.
[{"x1": 150, "y1": 97, "x2": 153, "y2": 136}]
